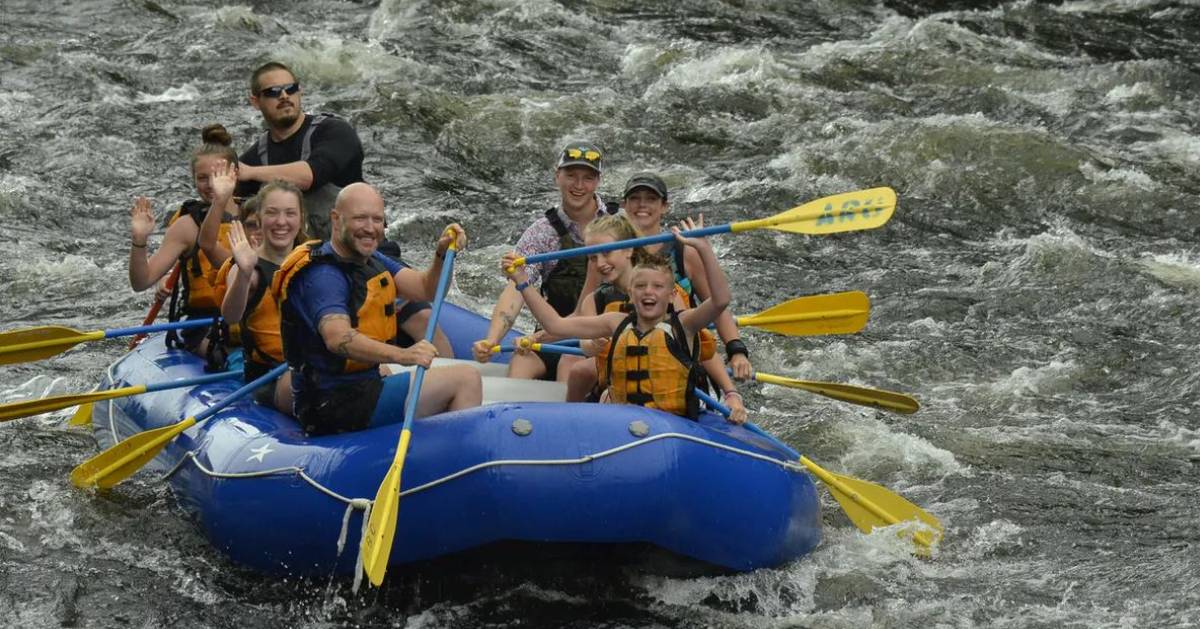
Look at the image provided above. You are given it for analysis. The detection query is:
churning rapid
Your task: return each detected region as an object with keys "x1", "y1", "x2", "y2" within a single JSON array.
[{"x1": 2, "y1": 0, "x2": 1198, "y2": 626}]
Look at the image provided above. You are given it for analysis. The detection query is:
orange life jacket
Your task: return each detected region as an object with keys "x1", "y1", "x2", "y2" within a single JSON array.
[
  {"x1": 216, "y1": 257, "x2": 283, "y2": 365},
  {"x1": 591, "y1": 283, "x2": 715, "y2": 359},
  {"x1": 273, "y1": 240, "x2": 397, "y2": 374},
  {"x1": 597, "y1": 308, "x2": 710, "y2": 419},
  {"x1": 168, "y1": 200, "x2": 234, "y2": 313}
]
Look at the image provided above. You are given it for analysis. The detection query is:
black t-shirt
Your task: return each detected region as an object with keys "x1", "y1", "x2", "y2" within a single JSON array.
[{"x1": 236, "y1": 113, "x2": 364, "y2": 198}]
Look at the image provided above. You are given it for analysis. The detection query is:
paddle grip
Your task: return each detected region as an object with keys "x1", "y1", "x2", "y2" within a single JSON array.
[
  {"x1": 496, "y1": 343, "x2": 584, "y2": 356},
  {"x1": 106, "y1": 317, "x2": 217, "y2": 339}
]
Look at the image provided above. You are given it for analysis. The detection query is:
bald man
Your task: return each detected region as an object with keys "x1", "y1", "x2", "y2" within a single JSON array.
[{"x1": 274, "y1": 183, "x2": 481, "y2": 436}]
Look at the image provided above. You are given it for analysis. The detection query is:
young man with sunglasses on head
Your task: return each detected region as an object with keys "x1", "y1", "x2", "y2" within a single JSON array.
[
  {"x1": 235, "y1": 61, "x2": 364, "y2": 241},
  {"x1": 471, "y1": 140, "x2": 619, "y2": 381}
]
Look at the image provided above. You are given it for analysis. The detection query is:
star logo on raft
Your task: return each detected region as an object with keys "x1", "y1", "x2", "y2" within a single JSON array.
[{"x1": 247, "y1": 443, "x2": 275, "y2": 463}]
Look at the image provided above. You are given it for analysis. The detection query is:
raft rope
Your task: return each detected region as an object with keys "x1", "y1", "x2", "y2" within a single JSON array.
[{"x1": 100, "y1": 360, "x2": 803, "y2": 591}]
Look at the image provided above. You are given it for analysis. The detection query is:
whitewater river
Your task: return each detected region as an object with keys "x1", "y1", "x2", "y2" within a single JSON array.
[{"x1": 2, "y1": 0, "x2": 1198, "y2": 627}]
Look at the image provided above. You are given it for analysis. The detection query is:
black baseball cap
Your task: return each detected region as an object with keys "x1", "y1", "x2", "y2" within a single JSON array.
[
  {"x1": 622, "y1": 172, "x2": 668, "y2": 200},
  {"x1": 556, "y1": 141, "x2": 603, "y2": 173}
]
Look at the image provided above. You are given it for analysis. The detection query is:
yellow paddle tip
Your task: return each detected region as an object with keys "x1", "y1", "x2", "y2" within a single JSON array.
[{"x1": 68, "y1": 403, "x2": 94, "y2": 427}]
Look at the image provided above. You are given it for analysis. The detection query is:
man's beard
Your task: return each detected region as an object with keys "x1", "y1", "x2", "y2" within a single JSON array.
[{"x1": 270, "y1": 111, "x2": 300, "y2": 130}]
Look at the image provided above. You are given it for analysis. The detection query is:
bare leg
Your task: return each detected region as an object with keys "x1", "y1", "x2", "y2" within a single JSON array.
[
  {"x1": 399, "y1": 309, "x2": 454, "y2": 357},
  {"x1": 565, "y1": 357, "x2": 598, "y2": 403},
  {"x1": 415, "y1": 364, "x2": 483, "y2": 417},
  {"x1": 505, "y1": 351, "x2": 547, "y2": 380},
  {"x1": 272, "y1": 371, "x2": 294, "y2": 414},
  {"x1": 555, "y1": 354, "x2": 582, "y2": 383}
]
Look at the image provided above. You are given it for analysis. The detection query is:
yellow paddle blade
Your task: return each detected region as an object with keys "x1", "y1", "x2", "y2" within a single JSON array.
[
  {"x1": 361, "y1": 428, "x2": 412, "y2": 586},
  {"x1": 68, "y1": 402, "x2": 94, "y2": 427},
  {"x1": 0, "y1": 385, "x2": 147, "y2": 423},
  {"x1": 70, "y1": 417, "x2": 196, "y2": 489},
  {"x1": 799, "y1": 456, "x2": 942, "y2": 555},
  {"x1": 0, "y1": 327, "x2": 103, "y2": 365},
  {"x1": 733, "y1": 187, "x2": 896, "y2": 236},
  {"x1": 737, "y1": 291, "x2": 870, "y2": 336},
  {"x1": 754, "y1": 372, "x2": 920, "y2": 414}
]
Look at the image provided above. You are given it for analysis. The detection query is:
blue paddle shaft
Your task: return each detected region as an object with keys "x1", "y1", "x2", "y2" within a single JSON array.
[
  {"x1": 194, "y1": 363, "x2": 288, "y2": 423},
  {"x1": 105, "y1": 317, "x2": 217, "y2": 339},
  {"x1": 522, "y1": 224, "x2": 732, "y2": 265},
  {"x1": 694, "y1": 388, "x2": 802, "y2": 460},
  {"x1": 402, "y1": 248, "x2": 457, "y2": 426},
  {"x1": 142, "y1": 369, "x2": 240, "y2": 394}
]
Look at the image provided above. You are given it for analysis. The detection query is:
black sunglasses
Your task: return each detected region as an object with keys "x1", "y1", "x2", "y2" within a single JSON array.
[{"x1": 258, "y1": 82, "x2": 300, "y2": 99}]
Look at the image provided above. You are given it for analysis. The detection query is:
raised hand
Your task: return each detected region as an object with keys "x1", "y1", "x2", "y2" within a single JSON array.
[
  {"x1": 671, "y1": 214, "x2": 709, "y2": 250},
  {"x1": 210, "y1": 161, "x2": 237, "y2": 204},
  {"x1": 130, "y1": 197, "x2": 155, "y2": 245},
  {"x1": 229, "y1": 220, "x2": 258, "y2": 271}
]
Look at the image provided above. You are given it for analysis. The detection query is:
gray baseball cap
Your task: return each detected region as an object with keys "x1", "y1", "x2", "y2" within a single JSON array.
[{"x1": 622, "y1": 172, "x2": 668, "y2": 200}]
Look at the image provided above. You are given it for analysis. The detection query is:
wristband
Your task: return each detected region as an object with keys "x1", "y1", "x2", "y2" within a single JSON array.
[
  {"x1": 131, "y1": 240, "x2": 148, "y2": 249},
  {"x1": 514, "y1": 280, "x2": 532, "y2": 292},
  {"x1": 724, "y1": 339, "x2": 749, "y2": 360},
  {"x1": 436, "y1": 249, "x2": 446, "y2": 260},
  {"x1": 722, "y1": 390, "x2": 742, "y2": 399}
]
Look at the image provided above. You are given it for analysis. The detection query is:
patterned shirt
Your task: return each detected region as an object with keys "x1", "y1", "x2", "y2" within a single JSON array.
[{"x1": 514, "y1": 193, "x2": 608, "y2": 286}]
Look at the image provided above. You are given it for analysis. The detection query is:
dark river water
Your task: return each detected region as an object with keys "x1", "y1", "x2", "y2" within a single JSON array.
[{"x1": 2, "y1": 0, "x2": 1199, "y2": 627}]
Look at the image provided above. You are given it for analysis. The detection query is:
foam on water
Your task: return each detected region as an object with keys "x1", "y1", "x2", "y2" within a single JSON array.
[
  {"x1": 274, "y1": 35, "x2": 430, "y2": 89},
  {"x1": 134, "y1": 83, "x2": 202, "y2": 104},
  {"x1": 989, "y1": 360, "x2": 1081, "y2": 397},
  {"x1": 1137, "y1": 252, "x2": 1200, "y2": 290}
]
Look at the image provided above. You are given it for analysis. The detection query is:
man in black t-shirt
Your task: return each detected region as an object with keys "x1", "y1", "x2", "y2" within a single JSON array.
[{"x1": 236, "y1": 61, "x2": 364, "y2": 240}]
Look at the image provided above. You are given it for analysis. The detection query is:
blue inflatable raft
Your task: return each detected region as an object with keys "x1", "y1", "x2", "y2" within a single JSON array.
[{"x1": 84, "y1": 303, "x2": 822, "y2": 578}]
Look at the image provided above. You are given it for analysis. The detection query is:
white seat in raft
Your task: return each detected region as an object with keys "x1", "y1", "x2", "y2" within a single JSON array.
[{"x1": 383, "y1": 358, "x2": 568, "y2": 404}]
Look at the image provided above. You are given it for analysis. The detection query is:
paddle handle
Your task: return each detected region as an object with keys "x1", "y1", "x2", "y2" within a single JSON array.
[
  {"x1": 194, "y1": 363, "x2": 288, "y2": 423},
  {"x1": 142, "y1": 369, "x2": 241, "y2": 394},
  {"x1": 105, "y1": 317, "x2": 216, "y2": 339},
  {"x1": 519, "y1": 224, "x2": 732, "y2": 267},
  {"x1": 494, "y1": 342, "x2": 585, "y2": 356},
  {"x1": 401, "y1": 247, "x2": 457, "y2": 427},
  {"x1": 694, "y1": 388, "x2": 802, "y2": 460}
]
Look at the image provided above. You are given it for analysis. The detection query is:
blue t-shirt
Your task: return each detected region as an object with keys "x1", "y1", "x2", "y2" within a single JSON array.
[{"x1": 287, "y1": 242, "x2": 403, "y2": 398}]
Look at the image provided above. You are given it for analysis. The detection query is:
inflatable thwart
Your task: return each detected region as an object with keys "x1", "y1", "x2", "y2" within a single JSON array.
[{"x1": 83, "y1": 302, "x2": 822, "y2": 583}]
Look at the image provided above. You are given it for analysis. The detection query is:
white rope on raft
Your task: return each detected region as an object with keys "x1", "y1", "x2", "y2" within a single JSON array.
[
  {"x1": 154, "y1": 430, "x2": 803, "y2": 591},
  {"x1": 96, "y1": 355, "x2": 803, "y2": 590}
]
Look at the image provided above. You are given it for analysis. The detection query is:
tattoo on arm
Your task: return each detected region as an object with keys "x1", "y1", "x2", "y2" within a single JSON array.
[
  {"x1": 334, "y1": 329, "x2": 358, "y2": 357},
  {"x1": 317, "y1": 314, "x2": 354, "y2": 355}
]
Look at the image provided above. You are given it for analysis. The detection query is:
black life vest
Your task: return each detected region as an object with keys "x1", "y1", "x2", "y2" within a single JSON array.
[{"x1": 539, "y1": 202, "x2": 619, "y2": 316}]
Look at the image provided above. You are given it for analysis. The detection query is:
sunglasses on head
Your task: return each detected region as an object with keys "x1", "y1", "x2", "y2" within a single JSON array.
[
  {"x1": 258, "y1": 82, "x2": 300, "y2": 99},
  {"x1": 564, "y1": 147, "x2": 601, "y2": 163}
]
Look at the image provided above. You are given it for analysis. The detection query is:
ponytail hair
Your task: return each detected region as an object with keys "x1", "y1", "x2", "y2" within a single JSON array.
[{"x1": 190, "y1": 123, "x2": 239, "y2": 173}]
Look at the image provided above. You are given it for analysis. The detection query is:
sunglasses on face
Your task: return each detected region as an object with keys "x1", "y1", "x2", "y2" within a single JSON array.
[
  {"x1": 258, "y1": 82, "x2": 300, "y2": 99},
  {"x1": 564, "y1": 148, "x2": 601, "y2": 163}
]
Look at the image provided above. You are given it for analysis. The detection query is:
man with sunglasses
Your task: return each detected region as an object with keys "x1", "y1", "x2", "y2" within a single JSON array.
[
  {"x1": 235, "y1": 61, "x2": 364, "y2": 241},
  {"x1": 471, "y1": 140, "x2": 619, "y2": 381}
]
